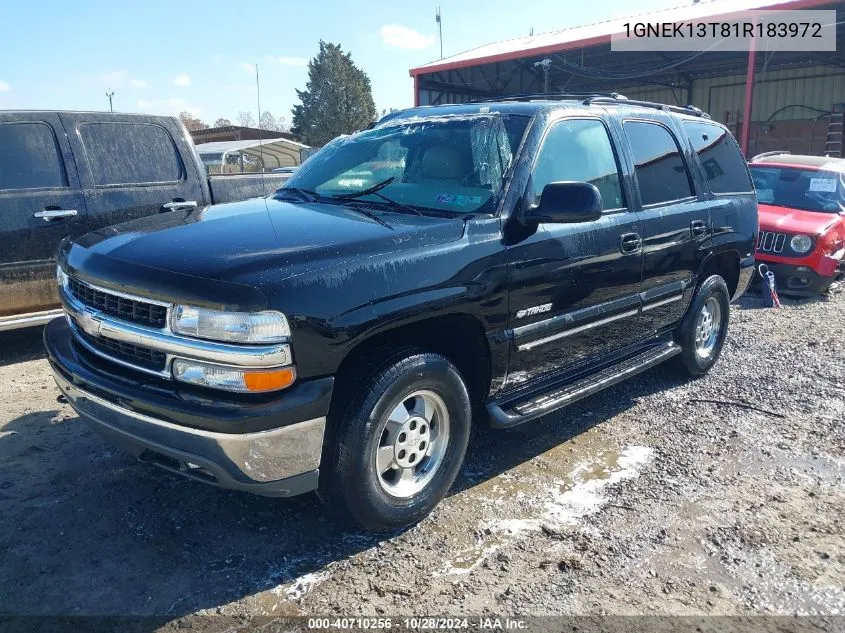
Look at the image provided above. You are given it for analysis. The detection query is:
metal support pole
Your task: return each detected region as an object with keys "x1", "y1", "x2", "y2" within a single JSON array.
[
  {"x1": 413, "y1": 75, "x2": 420, "y2": 107},
  {"x1": 740, "y1": 20, "x2": 757, "y2": 156}
]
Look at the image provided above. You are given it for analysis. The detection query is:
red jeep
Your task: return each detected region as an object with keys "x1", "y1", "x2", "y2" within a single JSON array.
[{"x1": 748, "y1": 153, "x2": 845, "y2": 296}]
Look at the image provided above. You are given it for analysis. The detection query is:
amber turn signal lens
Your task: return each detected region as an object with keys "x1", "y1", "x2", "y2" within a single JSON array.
[{"x1": 243, "y1": 367, "x2": 296, "y2": 392}]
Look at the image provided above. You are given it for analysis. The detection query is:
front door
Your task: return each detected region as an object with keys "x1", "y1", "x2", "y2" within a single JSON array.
[
  {"x1": 0, "y1": 113, "x2": 89, "y2": 317},
  {"x1": 59, "y1": 113, "x2": 204, "y2": 231},
  {"x1": 504, "y1": 116, "x2": 645, "y2": 392}
]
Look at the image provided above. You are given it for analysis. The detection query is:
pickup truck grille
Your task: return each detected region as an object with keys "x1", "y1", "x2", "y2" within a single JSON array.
[
  {"x1": 68, "y1": 277, "x2": 169, "y2": 329},
  {"x1": 757, "y1": 231, "x2": 787, "y2": 254},
  {"x1": 76, "y1": 327, "x2": 167, "y2": 372}
]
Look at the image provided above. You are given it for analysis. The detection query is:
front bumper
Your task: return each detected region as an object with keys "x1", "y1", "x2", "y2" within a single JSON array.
[
  {"x1": 45, "y1": 317, "x2": 330, "y2": 497},
  {"x1": 753, "y1": 258, "x2": 838, "y2": 296}
]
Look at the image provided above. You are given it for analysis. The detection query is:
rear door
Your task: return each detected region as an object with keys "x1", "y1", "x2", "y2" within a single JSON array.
[
  {"x1": 59, "y1": 114, "x2": 204, "y2": 230},
  {"x1": 617, "y1": 116, "x2": 710, "y2": 331},
  {"x1": 0, "y1": 113, "x2": 89, "y2": 317}
]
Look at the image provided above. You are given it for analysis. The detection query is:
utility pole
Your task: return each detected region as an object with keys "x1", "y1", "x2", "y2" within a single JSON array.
[
  {"x1": 436, "y1": 7, "x2": 443, "y2": 59},
  {"x1": 105, "y1": 90, "x2": 114, "y2": 112},
  {"x1": 255, "y1": 63, "x2": 266, "y2": 176},
  {"x1": 534, "y1": 58, "x2": 551, "y2": 94}
]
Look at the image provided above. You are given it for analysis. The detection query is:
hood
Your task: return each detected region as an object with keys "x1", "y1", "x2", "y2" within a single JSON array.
[
  {"x1": 757, "y1": 203, "x2": 841, "y2": 236},
  {"x1": 73, "y1": 197, "x2": 466, "y2": 284}
]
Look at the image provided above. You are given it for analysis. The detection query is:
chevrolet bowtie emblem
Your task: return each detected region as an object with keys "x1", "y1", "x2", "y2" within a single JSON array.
[{"x1": 76, "y1": 309, "x2": 101, "y2": 338}]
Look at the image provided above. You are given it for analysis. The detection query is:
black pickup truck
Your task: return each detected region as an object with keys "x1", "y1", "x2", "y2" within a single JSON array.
[
  {"x1": 44, "y1": 96, "x2": 757, "y2": 532},
  {"x1": 0, "y1": 111, "x2": 288, "y2": 332}
]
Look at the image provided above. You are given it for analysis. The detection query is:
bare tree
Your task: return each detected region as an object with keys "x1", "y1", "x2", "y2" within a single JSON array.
[
  {"x1": 213, "y1": 117, "x2": 232, "y2": 128},
  {"x1": 237, "y1": 111, "x2": 256, "y2": 127},
  {"x1": 179, "y1": 111, "x2": 206, "y2": 131},
  {"x1": 259, "y1": 111, "x2": 279, "y2": 131}
]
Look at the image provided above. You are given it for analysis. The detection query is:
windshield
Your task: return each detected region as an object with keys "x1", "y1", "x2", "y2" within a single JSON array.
[
  {"x1": 279, "y1": 114, "x2": 530, "y2": 214},
  {"x1": 751, "y1": 165, "x2": 845, "y2": 214}
]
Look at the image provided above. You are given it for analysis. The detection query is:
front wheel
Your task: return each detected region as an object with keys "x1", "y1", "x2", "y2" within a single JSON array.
[
  {"x1": 322, "y1": 350, "x2": 471, "y2": 532},
  {"x1": 673, "y1": 274, "x2": 730, "y2": 376}
]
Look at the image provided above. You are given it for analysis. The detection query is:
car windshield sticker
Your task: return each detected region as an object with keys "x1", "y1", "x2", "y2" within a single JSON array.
[
  {"x1": 468, "y1": 195, "x2": 482, "y2": 204},
  {"x1": 809, "y1": 178, "x2": 838, "y2": 193},
  {"x1": 435, "y1": 194, "x2": 455, "y2": 204},
  {"x1": 454, "y1": 195, "x2": 468, "y2": 207}
]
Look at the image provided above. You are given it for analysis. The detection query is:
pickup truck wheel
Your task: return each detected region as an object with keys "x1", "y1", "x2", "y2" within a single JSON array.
[
  {"x1": 674, "y1": 274, "x2": 730, "y2": 376},
  {"x1": 323, "y1": 350, "x2": 471, "y2": 533}
]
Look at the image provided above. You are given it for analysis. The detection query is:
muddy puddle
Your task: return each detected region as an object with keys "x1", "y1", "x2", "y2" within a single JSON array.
[{"x1": 435, "y1": 444, "x2": 655, "y2": 576}]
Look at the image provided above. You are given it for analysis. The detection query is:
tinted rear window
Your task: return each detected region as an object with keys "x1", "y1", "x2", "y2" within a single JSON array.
[
  {"x1": 623, "y1": 120, "x2": 693, "y2": 205},
  {"x1": 0, "y1": 122, "x2": 68, "y2": 191},
  {"x1": 683, "y1": 121, "x2": 753, "y2": 193},
  {"x1": 79, "y1": 122, "x2": 184, "y2": 186}
]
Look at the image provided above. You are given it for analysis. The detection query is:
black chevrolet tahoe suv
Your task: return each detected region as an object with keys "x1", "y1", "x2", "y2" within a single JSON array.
[{"x1": 44, "y1": 95, "x2": 758, "y2": 532}]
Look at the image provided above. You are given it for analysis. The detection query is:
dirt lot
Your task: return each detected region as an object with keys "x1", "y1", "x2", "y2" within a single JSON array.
[{"x1": 0, "y1": 289, "x2": 843, "y2": 623}]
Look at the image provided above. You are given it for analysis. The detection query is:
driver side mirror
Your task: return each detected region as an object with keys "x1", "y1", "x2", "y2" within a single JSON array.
[{"x1": 523, "y1": 181, "x2": 603, "y2": 224}]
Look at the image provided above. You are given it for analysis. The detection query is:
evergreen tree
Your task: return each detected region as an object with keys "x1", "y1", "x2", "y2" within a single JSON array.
[{"x1": 291, "y1": 41, "x2": 376, "y2": 146}]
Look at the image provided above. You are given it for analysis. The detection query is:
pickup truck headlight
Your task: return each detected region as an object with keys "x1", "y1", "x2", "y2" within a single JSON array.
[
  {"x1": 790, "y1": 234, "x2": 813, "y2": 254},
  {"x1": 170, "y1": 305, "x2": 290, "y2": 343},
  {"x1": 172, "y1": 359, "x2": 296, "y2": 393}
]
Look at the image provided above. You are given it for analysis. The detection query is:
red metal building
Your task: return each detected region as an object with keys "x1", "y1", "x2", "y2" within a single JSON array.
[{"x1": 409, "y1": 0, "x2": 845, "y2": 157}]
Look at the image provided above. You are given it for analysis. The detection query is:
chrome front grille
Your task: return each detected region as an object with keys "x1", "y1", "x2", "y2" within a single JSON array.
[
  {"x1": 757, "y1": 231, "x2": 786, "y2": 254},
  {"x1": 67, "y1": 277, "x2": 168, "y2": 329},
  {"x1": 76, "y1": 325, "x2": 167, "y2": 372}
]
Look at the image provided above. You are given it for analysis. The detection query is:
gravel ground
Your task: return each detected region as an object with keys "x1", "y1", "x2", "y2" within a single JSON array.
[{"x1": 0, "y1": 288, "x2": 843, "y2": 623}]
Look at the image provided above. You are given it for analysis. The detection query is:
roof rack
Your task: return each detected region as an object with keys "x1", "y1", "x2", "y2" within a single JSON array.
[
  {"x1": 587, "y1": 96, "x2": 711, "y2": 119},
  {"x1": 750, "y1": 150, "x2": 791, "y2": 161},
  {"x1": 468, "y1": 91, "x2": 628, "y2": 104},
  {"x1": 467, "y1": 92, "x2": 710, "y2": 119}
]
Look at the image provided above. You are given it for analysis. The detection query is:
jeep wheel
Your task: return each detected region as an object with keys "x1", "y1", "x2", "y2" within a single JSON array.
[
  {"x1": 322, "y1": 350, "x2": 471, "y2": 532},
  {"x1": 674, "y1": 274, "x2": 730, "y2": 376}
]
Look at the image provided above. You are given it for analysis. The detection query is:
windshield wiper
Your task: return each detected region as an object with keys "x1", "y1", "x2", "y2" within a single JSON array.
[
  {"x1": 333, "y1": 177, "x2": 423, "y2": 216},
  {"x1": 275, "y1": 187, "x2": 320, "y2": 203},
  {"x1": 336, "y1": 201, "x2": 394, "y2": 230},
  {"x1": 334, "y1": 177, "x2": 395, "y2": 199}
]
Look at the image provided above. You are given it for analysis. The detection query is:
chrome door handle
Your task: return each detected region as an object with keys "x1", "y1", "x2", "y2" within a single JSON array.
[
  {"x1": 691, "y1": 220, "x2": 708, "y2": 237},
  {"x1": 619, "y1": 232, "x2": 642, "y2": 254},
  {"x1": 162, "y1": 200, "x2": 197, "y2": 211},
  {"x1": 33, "y1": 209, "x2": 78, "y2": 221}
]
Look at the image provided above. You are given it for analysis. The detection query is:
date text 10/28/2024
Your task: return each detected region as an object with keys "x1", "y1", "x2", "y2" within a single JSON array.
[{"x1": 307, "y1": 618, "x2": 528, "y2": 630}]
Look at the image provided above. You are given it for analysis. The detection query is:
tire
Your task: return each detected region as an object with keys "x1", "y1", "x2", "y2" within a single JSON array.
[
  {"x1": 321, "y1": 349, "x2": 471, "y2": 533},
  {"x1": 673, "y1": 274, "x2": 731, "y2": 376}
]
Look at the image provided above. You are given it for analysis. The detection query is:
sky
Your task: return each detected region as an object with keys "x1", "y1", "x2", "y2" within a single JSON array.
[{"x1": 0, "y1": 0, "x2": 677, "y2": 126}]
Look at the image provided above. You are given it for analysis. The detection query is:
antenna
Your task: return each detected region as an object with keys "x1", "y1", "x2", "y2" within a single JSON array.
[
  {"x1": 105, "y1": 90, "x2": 115, "y2": 112},
  {"x1": 436, "y1": 7, "x2": 443, "y2": 59},
  {"x1": 255, "y1": 63, "x2": 266, "y2": 191}
]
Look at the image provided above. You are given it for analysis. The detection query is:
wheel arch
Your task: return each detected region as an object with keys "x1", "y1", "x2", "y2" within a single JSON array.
[
  {"x1": 330, "y1": 313, "x2": 493, "y2": 416},
  {"x1": 697, "y1": 248, "x2": 741, "y2": 298}
]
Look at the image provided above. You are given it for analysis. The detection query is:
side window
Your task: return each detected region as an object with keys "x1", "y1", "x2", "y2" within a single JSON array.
[
  {"x1": 79, "y1": 122, "x2": 184, "y2": 186},
  {"x1": 0, "y1": 122, "x2": 68, "y2": 191},
  {"x1": 623, "y1": 120, "x2": 693, "y2": 205},
  {"x1": 683, "y1": 121, "x2": 753, "y2": 193},
  {"x1": 532, "y1": 119, "x2": 625, "y2": 210}
]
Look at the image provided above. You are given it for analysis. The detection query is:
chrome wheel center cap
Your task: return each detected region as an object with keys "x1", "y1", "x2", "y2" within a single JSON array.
[{"x1": 393, "y1": 416, "x2": 429, "y2": 469}]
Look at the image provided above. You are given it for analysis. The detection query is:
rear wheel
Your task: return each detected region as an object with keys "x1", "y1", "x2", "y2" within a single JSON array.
[
  {"x1": 673, "y1": 275, "x2": 730, "y2": 376},
  {"x1": 321, "y1": 350, "x2": 471, "y2": 532}
]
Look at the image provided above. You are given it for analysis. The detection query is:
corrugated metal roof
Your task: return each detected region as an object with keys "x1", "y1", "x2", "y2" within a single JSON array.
[{"x1": 409, "y1": 0, "x2": 830, "y2": 76}]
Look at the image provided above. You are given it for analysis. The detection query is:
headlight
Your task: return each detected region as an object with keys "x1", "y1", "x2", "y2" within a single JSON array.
[
  {"x1": 790, "y1": 234, "x2": 813, "y2": 254},
  {"x1": 172, "y1": 359, "x2": 296, "y2": 393},
  {"x1": 57, "y1": 266, "x2": 68, "y2": 288},
  {"x1": 170, "y1": 305, "x2": 290, "y2": 343}
]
